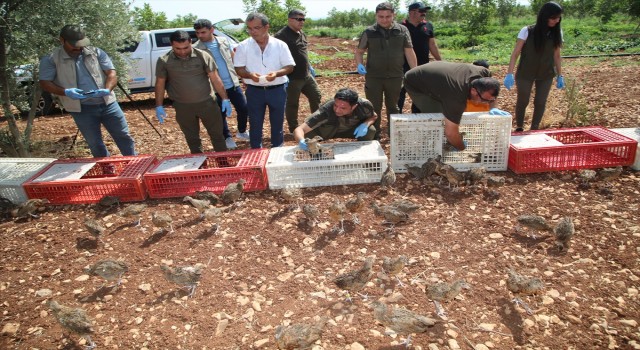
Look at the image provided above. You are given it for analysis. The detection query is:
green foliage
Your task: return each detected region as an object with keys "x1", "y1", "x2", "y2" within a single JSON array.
[
  {"x1": 241, "y1": 0, "x2": 305, "y2": 33},
  {"x1": 132, "y1": 3, "x2": 169, "y2": 30},
  {"x1": 170, "y1": 14, "x2": 199, "y2": 28},
  {"x1": 313, "y1": 8, "x2": 375, "y2": 27},
  {"x1": 562, "y1": 77, "x2": 593, "y2": 127},
  {"x1": 462, "y1": 0, "x2": 494, "y2": 47},
  {"x1": 496, "y1": 0, "x2": 516, "y2": 25}
]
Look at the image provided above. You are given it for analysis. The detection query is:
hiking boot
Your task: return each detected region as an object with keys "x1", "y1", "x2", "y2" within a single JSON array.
[{"x1": 225, "y1": 137, "x2": 237, "y2": 150}]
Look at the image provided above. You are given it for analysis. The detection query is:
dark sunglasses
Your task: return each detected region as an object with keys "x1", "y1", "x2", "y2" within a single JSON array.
[
  {"x1": 291, "y1": 17, "x2": 306, "y2": 22},
  {"x1": 475, "y1": 88, "x2": 496, "y2": 104}
]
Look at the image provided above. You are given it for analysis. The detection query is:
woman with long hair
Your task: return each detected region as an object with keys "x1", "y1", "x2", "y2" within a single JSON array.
[{"x1": 504, "y1": 1, "x2": 564, "y2": 131}]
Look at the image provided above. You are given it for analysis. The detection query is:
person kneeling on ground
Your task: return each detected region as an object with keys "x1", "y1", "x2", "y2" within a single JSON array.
[{"x1": 294, "y1": 88, "x2": 379, "y2": 149}]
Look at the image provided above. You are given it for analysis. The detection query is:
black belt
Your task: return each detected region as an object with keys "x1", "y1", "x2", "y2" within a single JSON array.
[{"x1": 248, "y1": 83, "x2": 285, "y2": 90}]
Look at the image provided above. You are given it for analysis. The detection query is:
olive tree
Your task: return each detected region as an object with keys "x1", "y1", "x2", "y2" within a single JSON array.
[{"x1": 0, "y1": 0, "x2": 136, "y2": 156}]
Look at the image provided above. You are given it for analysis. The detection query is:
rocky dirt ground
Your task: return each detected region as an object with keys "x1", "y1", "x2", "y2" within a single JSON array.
[{"x1": 0, "y1": 37, "x2": 639, "y2": 350}]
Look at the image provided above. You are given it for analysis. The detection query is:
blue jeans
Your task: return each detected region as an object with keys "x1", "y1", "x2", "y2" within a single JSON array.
[
  {"x1": 215, "y1": 85, "x2": 249, "y2": 138},
  {"x1": 245, "y1": 84, "x2": 287, "y2": 149},
  {"x1": 70, "y1": 102, "x2": 136, "y2": 157}
]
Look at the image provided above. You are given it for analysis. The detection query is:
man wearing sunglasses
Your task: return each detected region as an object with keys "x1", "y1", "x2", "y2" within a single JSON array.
[
  {"x1": 275, "y1": 9, "x2": 322, "y2": 134},
  {"x1": 404, "y1": 61, "x2": 509, "y2": 151}
]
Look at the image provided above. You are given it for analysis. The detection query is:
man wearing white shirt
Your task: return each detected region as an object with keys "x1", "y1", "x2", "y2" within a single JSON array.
[{"x1": 234, "y1": 12, "x2": 295, "y2": 149}]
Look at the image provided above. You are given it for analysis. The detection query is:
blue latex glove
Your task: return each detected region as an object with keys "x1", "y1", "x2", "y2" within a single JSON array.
[
  {"x1": 309, "y1": 66, "x2": 316, "y2": 78},
  {"x1": 353, "y1": 123, "x2": 369, "y2": 138},
  {"x1": 503, "y1": 73, "x2": 515, "y2": 90},
  {"x1": 85, "y1": 88, "x2": 111, "y2": 98},
  {"x1": 556, "y1": 75, "x2": 565, "y2": 89},
  {"x1": 298, "y1": 139, "x2": 308, "y2": 151},
  {"x1": 221, "y1": 99, "x2": 232, "y2": 117},
  {"x1": 453, "y1": 140, "x2": 468, "y2": 151},
  {"x1": 155, "y1": 106, "x2": 166, "y2": 124},
  {"x1": 357, "y1": 63, "x2": 367, "y2": 75},
  {"x1": 64, "y1": 88, "x2": 87, "y2": 100},
  {"x1": 489, "y1": 108, "x2": 511, "y2": 116}
]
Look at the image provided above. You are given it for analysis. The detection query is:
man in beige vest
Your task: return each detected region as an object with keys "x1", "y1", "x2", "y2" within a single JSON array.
[{"x1": 39, "y1": 25, "x2": 136, "y2": 158}]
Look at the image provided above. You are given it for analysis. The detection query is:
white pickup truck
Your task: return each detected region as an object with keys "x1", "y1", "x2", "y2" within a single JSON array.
[{"x1": 124, "y1": 19, "x2": 243, "y2": 93}]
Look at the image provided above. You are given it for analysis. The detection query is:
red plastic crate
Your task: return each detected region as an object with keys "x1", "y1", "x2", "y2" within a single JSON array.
[
  {"x1": 508, "y1": 127, "x2": 637, "y2": 174},
  {"x1": 143, "y1": 149, "x2": 269, "y2": 198},
  {"x1": 22, "y1": 155, "x2": 157, "y2": 204}
]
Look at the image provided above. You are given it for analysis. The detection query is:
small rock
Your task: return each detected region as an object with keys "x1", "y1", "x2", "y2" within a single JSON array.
[
  {"x1": 475, "y1": 345, "x2": 490, "y2": 350},
  {"x1": 75, "y1": 275, "x2": 90, "y2": 282},
  {"x1": 619, "y1": 319, "x2": 638, "y2": 327},
  {"x1": 1, "y1": 323, "x2": 19, "y2": 336},
  {"x1": 135, "y1": 317, "x2": 143, "y2": 325},
  {"x1": 478, "y1": 323, "x2": 496, "y2": 331},
  {"x1": 447, "y1": 329, "x2": 458, "y2": 338},
  {"x1": 253, "y1": 338, "x2": 269, "y2": 348},
  {"x1": 138, "y1": 284, "x2": 151, "y2": 292},
  {"x1": 277, "y1": 272, "x2": 294, "y2": 282},
  {"x1": 546, "y1": 289, "x2": 560, "y2": 298},
  {"x1": 447, "y1": 339, "x2": 461, "y2": 350},
  {"x1": 35, "y1": 289, "x2": 52, "y2": 298},
  {"x1": 216, "y1": 319, "x2": 229, "y2": 336},
  {"x1": 350, "y1": 342, "x2": 365, "y2": 350},
  {"x1": 489, "y1": 233, "x2": 503, "y2": 239},
  {"x1": 430, "y1": 252, "x2": 440, "y2": 259}
]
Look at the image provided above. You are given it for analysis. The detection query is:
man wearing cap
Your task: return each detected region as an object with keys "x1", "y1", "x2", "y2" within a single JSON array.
[
  {"x1": 39, "y1": 25, "x2": 136, "y2": 158},
  {"x1": 275, "y1": 9, "x2": 322, "y2": 134},
  {"x1": 193, "y1": 18, "x2": 250, "y2": 150},
  {"x1": 155, "y1": 30, "x2": 232, "y2": 154},
  {"x1": 404, "y1": 61, "x2": 509, "y2": 151},
  {"x1": 398, "y1": 1, "x2": 442, "y2": 113},
  {"x1": 355, "y1": 2, "x2": 417, "y2": 140},
  {"x1": 234, "y1": 12, "x2": 295, "y2": 149}
]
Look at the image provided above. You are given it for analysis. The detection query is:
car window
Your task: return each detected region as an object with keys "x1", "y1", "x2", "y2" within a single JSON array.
[{"x1": 154, "y1": 31, "x2": 197, "y2": 48}]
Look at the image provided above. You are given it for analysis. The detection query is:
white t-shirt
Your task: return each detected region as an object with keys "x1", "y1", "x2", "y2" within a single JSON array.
[
  {"x1": 233, "y1": 36, "x2": 295, "y2": 86},
  {"x1": 517, "y1": 26, "x2": 564, "y2": 41}
]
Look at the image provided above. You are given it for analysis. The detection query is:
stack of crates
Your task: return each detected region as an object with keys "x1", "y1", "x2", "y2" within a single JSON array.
[
  {"x1": 0, "y1": 158, "x2": 56, "y2": 204},
  {"x1": 390, "y1": 112, "x2": 511, "y2": 172},
  {"x1": 23, "y1": 155, "x2": 157, "y2": 204},
  {"x1": 508, "y1": 127, "x2": 637, "y2": 173},
  {"x1": 609, "y1": 128, "x2": 640, "y2": 170},
  {"x1": 143, "y1": 149, "x2": 269, "y2": 198},
  {"x1": 266, "y1": 141, "x2": 388, "y2": 189}
]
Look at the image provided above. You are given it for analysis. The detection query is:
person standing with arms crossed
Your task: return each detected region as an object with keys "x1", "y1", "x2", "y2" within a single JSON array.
[
  {"x1": 355, "y1": 1, "x2": 417, "y2": 140},
  {"x1": 155, "y1": 30, "x2": 231, "y2": 154},
  {"x1": 504, "y1": 1, "x2": 565, "y2": 132},
  {"x1": 39, "y1": 25, "x2": 136, "y2": 158},
  {"x1": 398, "y1": 1, "x2": 442, "y2": 113},
  {"x1": 275, "y1": 9, "x2": 322, "y2": 134},
  {"x1": 234, "y1": 12, "x2": 295, "y2": 149},
  {"x1": 193, "y1": 19, "x2": 250, "y2": 149}
]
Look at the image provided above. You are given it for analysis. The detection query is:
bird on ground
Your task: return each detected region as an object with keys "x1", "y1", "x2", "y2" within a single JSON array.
[
  {"x1": 183, "y1": 196, "x2": 211, "y2": 218},
  {"x1": 465, "y1": 166, "x2": 487, "y2": 185},
  {"x1": 48, "y1": 300, "x2": 96, "y2": 350},
  {"x1": 554, "y1": 216, "x2": 575, "y2": 251},
  {"x1": 194, "y1": 190, "x2": 219, "y2": 205},
  {"x1": 516, "y1": 214, "x2": 552, "y2": 238},
  {"x1": 506, "y1": 269, "x2": 544, "y2": 315},
  {"x1": 597, "y1": 166, "x2": 623, "y2": 182},
  {"x1": 577, "y1": 169, "x2": 597, "y2": 187},
  {"x1": 389, "y1": 198, "x2": 420, "y2": 214},
  {"x1": 486, "y1": 175, "x2": 506, "y2": 187},
  {"x1": 483, "y1": 188, "x2": 501, "y2": 202},
  {"x1": 118, "y1": 203, "x2": 147, "y2": 226},
  {"x1": 302, "y1": 203, "x2": 320, "y2": 227},
  {"x1": 152, "y1": 211, "x2": 174, "y2": 233},
  {"x1": 370, "y1": 300, "x2": 438, "y2": 347},
  {"x1": 329, "y1": 199, "x2": 347, "y2": 234},
  {"x1": 221, "y1": 178, "x2": 246, "y2": 205},
  {"x1": 98, "y1": 195, "x2": 120, "y2": 208},
  {"x1": 83, "y1": 218, "x2": 106, "y2": 243},
  {"x1": 274, "y1": 317, "x2": 328, "y2": 350},
  {"x1": 85, "y1": 259, "x2": 128, "y2": 288},
  {"x1": 382, "y1": 255, "x2": 408, "y2": 286},
  {"x1": 11, "y1": 198, "x2": 49, "y2": 219},
  {"x1": 371, "y1": 203, "x2": 409, "y2": 233},
  {"x1": 281, "y1": 187, "x2": 302, "y2": 209},
  {"x1": 0, "y1": 197, "x2": 17, "y2": 218},
  {"x1": 203, "y1": 207, "x2": 224, "y2": 231},
  {"x1": 305, "y1": 135, "x2": 325, "y2": 156},
  {"x1": 160, "y1": 263, "x2": 204, "y2": 298},
  {"x1": 405, "y1": 163, "x2": 425, "y2": 180},
  {"x1": 380, "y1": 163, "x2": 396, "y2": 189},
  {"x1": 345, "y1": 192, "x2": 367, "y2": 225},
  {"x1": 333, "y1": 256, "x2": 375, "y2": 302},
  {"x1": 442, "y1": 165, "x2": 465, "y2": 189},
  {"x1": 422, "y1": 155, "x2": 443, "y2": 179},
  {"x1": 426, "y1": 280, "x2": 471, "y2": 319}
]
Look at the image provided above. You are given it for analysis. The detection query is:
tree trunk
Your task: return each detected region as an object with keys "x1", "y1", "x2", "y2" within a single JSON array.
[
  {"x1": 24, "y1": 82, "x2": 42, "y2": 141},
  {"x1": 0, "y1": 6, "x2": 30, "y2": 157}
]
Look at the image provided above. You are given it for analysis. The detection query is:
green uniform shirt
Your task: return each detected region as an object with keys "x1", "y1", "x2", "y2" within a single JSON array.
[
  {"x1": 404, "y1": 61, "x2": 491, "y2": 124},
  {"x1": 156, "y1": 48, "x2": 217, "y2": 103},
  {"x1": 306, "y1": 98, "x2": 375, "y2": 133},
  {"x1": 358, "y1": 22, "x2": 413, "y2": 78}
]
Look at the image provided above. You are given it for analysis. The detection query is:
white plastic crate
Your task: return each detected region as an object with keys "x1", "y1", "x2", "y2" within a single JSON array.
[
  {"x1": 0, "y1": 158, "x2": 56, "y2": 204},
  {"x1": 610, "y1": 128, "x2": 640, "y2": 170},
  {"x1": 390, "y1": 112, "x2": 511, "y2": 172},
  {"x1": 266, "y1": 141, "x2": 388, "y2": 189}
]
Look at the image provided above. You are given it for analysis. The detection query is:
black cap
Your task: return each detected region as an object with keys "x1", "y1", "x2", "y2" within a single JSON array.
[
  {"x1": 60, "y1": 25, "x2": 90, "y2": 48},
  {"x1": 408, "y1": 2, "x2": 431, "y2": 12}
]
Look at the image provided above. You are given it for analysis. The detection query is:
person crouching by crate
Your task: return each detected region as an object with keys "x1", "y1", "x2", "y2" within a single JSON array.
[
  {"x1": 293, "y1": 88, "x2": 378, "y2": 150},
  {"x1": 404, "y1": 61, "x2": 509, "y2": 151}
]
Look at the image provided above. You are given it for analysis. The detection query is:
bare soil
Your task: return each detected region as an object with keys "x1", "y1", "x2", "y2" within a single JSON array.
[{"x1": 1, "y1": 36, "x2": 639, "y2": 350}]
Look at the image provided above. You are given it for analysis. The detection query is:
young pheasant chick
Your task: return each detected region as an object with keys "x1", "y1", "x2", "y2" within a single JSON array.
[
  {"x1": 333, "y1": 256, "x2": 375, "y2": 302},
  {"x1": 554, "y1": 216, "x2": 575, "y2": 251},
  {"x1": 152, "y1": 211, "x2": 174, "y2": 233},
  {"x1": 382, "y1": 255, "x2": 408, "y2": 287},
  {"x1": 426, "y1": 279, "x2": 471, "y2": 319},
  {"x1": 160, "y1": 263, "x2": 204, "y2": 298},
  {"x1": 274, "y1": 317, "x2": 328, "y2": 350},
  {"x1": 370, "y1": 300, "x2": 438, "y2": 347},
  {"x1": 507, "y1": 269, "x2": 544, "y2": 315},
  {"x1": 345, "y1": 192, "x2": 367, "y2": 225},
  {"x1": 48, "y1": 300, "x2": 96, "y2": 350},
  {"x1": 85, "y1": 259, "x2": 128, "y2": 288}
]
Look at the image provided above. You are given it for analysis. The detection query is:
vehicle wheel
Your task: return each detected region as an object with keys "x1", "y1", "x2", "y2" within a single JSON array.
[{"x1": 36, "y1": 92, "x2": 54, "y2": 116}]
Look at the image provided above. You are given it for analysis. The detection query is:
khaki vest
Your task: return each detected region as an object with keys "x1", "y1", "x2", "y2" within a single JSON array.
[
  {"x1": 516, "y1": 27, "x2": 557, "y2": 81},
  {"x1": 50, "y1": 46, "x2": 116, "y2": 112},
  {"x1": 363, "y1": 23, "x2": 408, "y2": 79},
  {"x1": 194, "y1": 37, "x2": 240, "y2": 87}
]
